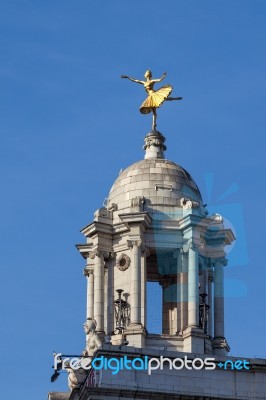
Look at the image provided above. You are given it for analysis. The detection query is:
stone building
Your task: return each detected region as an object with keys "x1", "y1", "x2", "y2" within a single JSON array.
[{"x1": 49, "y1": 130, "x2": 266, "y2": 400}]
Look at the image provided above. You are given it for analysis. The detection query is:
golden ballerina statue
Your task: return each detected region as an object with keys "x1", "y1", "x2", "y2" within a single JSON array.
[{"x1": 121, "y1": 70, "x2": 182, "y2": 130}]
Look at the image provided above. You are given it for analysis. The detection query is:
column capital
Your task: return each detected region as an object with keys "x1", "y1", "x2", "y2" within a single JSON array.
[
  {"x1": 183, "y1": 240, "x2": 197, "y2": 253},
  {"x1": 83, "y1": 268, "x2": 94, "y2": 277},
  {"x1": 97, "y1": 249, "x2": 110, "y2": 259},
  {"x1": 127, "y1": 239, "x2": 142, "y2": 249},
  {"x1": 199, "y1": 255, "x2": 209, "y2": 270},
  {"x1": 89, "y1": 249, "x2": 111, "y2": 260},
  {"x1": 211, "y1": 257, "x2": 227, "y2": 268},
  {"x1": 141, "y1": 245, "x2": 151, "y2": 255},
  {"x1": 88, "y1": 250, "x2": 97, "y2": 259}
]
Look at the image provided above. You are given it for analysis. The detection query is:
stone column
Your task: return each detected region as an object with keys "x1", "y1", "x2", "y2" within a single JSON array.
[
  {"x1": 175, "y1": 249, "x2": 181, "y2": 333},
  {"x1": 177, "y1": 249, "x2": 187, "y2": 333},
  {"x1": 104, "y1": 267, "x2": 108, "y2": 334},
  {"x1": 188, "y1": 245, "x2": 199, "y2": 327},
  {"x1": 141, "y1": 246, "x2": 149, "y2": 328},
  {"x1": 107, "y1": 254, "x2": 114, "y2": 335},
  {"x1": 84, "y1": 268, "x2": 94, "y2": 320},
  {"x1": 128, "y1": 239, "x2": 142, "y2": 325},
  {"x1": 181, "y1": 250, "x2": 188, "y2": 331},
  {"x1": 199, "y1": 257, "x2": 208, "y2": 295},
  {"x1": 93, "y1": 251, "x2": 105, "y2": 333},
  {"x1": 208, "y1": 271, "x2": 213, "y2": 337},
  {"x1": 214, "y1": 259, "x2": 225, "y2": 338}
]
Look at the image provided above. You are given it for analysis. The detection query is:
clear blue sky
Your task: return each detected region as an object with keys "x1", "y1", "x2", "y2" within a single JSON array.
[{"x1": 0, "y1": 1, "x2": 266, "y2": 399}]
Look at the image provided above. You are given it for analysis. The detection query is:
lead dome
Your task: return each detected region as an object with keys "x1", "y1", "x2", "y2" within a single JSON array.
[{"x1": 107, "y1": 131, "x2": 203, "y2": 218}]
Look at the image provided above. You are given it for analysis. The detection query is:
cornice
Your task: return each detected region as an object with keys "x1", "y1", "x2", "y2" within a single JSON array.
[
  {"x1": 119, "y1": 212, "x2": 152, "y2": 229},
  {"x1": 80, "y1": 221, "x2": 113, "y2": 237},
  {"x1": 76, "y1": 244, "x2": 113, "y2": 259}
]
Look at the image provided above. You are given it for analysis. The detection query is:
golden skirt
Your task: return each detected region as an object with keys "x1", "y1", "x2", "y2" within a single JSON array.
[{"x1": 140, "y1": 84, "x2": 173, "y2": 114}]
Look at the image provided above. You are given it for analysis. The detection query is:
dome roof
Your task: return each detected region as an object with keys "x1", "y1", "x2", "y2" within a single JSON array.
[{"x1": 108, "y1": 158, "x2": 202, "y2": 215}]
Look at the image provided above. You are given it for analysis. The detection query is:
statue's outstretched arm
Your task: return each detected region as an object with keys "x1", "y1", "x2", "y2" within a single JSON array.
[
  {"x1": 121, "y1": 75, "x2": 144, "y2": 85},
  {"x1": 153, "y1": 72, "x2": 167, "y2": 83}
]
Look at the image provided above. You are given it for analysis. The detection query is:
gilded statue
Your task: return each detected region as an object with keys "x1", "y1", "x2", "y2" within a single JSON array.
[{"x1": 121, "y1": 70, "x2": 182, "y2": 130}]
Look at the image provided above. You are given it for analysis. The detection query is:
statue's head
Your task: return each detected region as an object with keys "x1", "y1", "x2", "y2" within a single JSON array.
[
  {"x1": 144, "y1": 70, "x2": 152, "y2": 78},
  {"x1": 83, "y1": 318, "x2": 97, "y2": 334}
]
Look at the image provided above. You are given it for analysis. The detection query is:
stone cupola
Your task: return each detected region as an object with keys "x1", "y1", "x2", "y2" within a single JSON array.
[{"x1": 77, "y1": 129, "x2": 235, "y2": 356}]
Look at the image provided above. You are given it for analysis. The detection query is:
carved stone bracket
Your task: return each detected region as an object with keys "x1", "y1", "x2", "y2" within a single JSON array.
[
  {"x1": 107, "y1": 203, "x2": 118, "y2": 212},
  {"x1": 94, "y1": 207, "x2": 109, "y2": 218},
  {"x1": 131, "y1": 196, "x2": 145, "y2": 207},
  {"x1": 210, "y1": 213, "x2": 223, "y2": 223},
  {"x1": 181, "y1": 198, "x2": 200, "y2": 210}
]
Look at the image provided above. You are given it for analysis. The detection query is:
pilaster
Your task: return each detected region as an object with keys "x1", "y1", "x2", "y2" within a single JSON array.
[{"x1": 83, "y1": 267, "x2": 94, "y2": 320}]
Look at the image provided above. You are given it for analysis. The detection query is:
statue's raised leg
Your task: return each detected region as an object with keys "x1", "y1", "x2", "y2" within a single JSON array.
[{"x1": 167, "y1": 97, "x2": 182, "y2": 101}]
